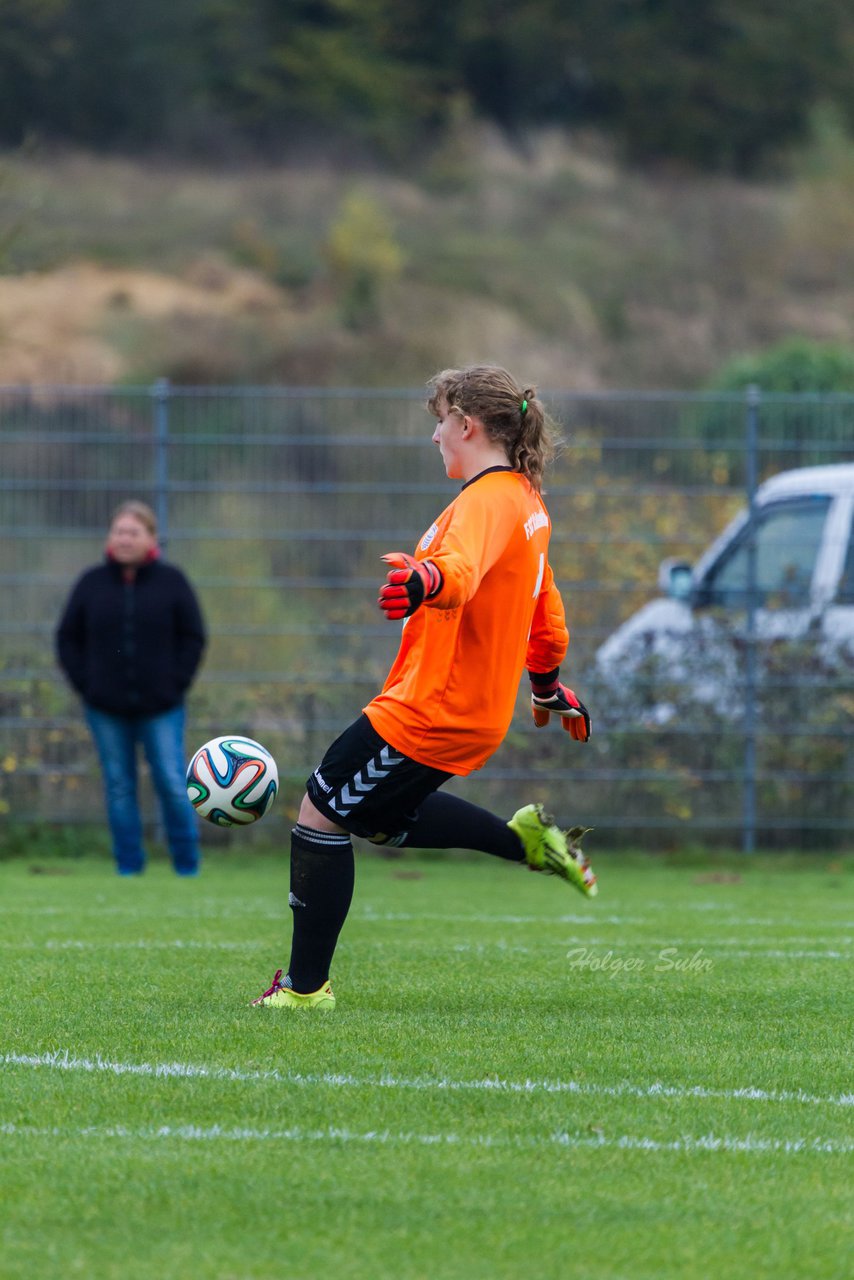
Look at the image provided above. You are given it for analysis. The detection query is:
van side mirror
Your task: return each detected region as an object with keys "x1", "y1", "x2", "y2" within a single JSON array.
[{"x1": 658, "y1": 558, "x2": 694, "y2": 601}]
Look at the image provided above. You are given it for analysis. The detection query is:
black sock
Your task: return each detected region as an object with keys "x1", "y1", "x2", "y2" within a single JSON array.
[
  {"x1": 399, "y1": 792, "x2": 524, "y2": 861},
  {"x1": 287, "y1": 823, "x2": 355, "y2": 993}
]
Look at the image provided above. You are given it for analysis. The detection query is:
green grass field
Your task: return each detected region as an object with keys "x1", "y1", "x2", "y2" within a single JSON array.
[{"x1": 1, "y1": 848, "x2": 852, "y2": 1280}]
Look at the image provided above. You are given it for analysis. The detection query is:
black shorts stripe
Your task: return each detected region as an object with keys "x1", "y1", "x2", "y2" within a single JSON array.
[
  {"x1": 305, "y1": 715, "x2": 451, "y2": 842},
  {"x1": 327, "y1": 746, "x2": 406, "y2": 819}
]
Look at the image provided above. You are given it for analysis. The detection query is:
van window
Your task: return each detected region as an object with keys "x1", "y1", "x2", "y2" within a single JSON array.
[
  {"x1": 697, "y1": 496, "x2": 831, "y2": 609},
  {"x1": 837, "y1": 522, "x2": 854, "y2": 604}
]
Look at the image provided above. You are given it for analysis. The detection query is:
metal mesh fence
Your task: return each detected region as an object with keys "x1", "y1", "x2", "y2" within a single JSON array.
[{"x1": 1, "y1": 383, "x2": 852, "y2": 849}]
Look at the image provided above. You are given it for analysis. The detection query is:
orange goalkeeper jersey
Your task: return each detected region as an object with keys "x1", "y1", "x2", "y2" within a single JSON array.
[{"x1": 365, "y1": 467, "x2": 569, "y2": 775}]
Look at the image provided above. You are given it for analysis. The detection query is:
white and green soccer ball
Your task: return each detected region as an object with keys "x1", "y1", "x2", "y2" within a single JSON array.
[{"x1": 186, "y1": 735, "x2": 278, "y2": 827}]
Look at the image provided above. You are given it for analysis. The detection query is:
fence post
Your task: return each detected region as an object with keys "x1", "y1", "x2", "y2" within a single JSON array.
[
  {"x1": 150, "y1": 377, "x2": 172, "y2": 849},
  {"x1": 152, "y1": 377, "x2": 171, "y2": 549},
  {"x1": 742, "y1": 383, "x2": 760, "y2": 854}
]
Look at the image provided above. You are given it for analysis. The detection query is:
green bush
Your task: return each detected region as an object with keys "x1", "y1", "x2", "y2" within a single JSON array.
[
  {"x1": 681, "y1": 339, "x2": 854, "y2": 473},
  {"x1": 708, "y1": 337, "x2": 854, "y2": 394}
]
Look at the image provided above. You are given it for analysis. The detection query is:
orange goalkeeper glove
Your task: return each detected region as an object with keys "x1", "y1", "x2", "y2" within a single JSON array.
[
  {"x1": 378, "y1": 552, "x2": 443, "y2": 620},
  {"x1": 529, "y1": 669, "x2": 591, "y2": 742}
]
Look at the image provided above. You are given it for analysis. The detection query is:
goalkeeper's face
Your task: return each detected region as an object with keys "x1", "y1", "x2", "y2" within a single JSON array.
[{"x1": 431, "y1": 399, "x2": 467, "y2": 480}]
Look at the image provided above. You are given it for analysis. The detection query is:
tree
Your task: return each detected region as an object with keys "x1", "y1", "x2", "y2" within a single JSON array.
[
  {"x1": 563, "y1": 0, "x2": 851, "y2": 170},
  {"x1": 2, "y1": 0, "x2": 854, "y2": 171}
]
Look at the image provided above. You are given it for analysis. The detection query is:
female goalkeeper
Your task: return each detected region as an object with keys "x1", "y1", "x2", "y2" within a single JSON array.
[{"x1": 254, "y1": 364, "x2": 596, "y2": 1010}]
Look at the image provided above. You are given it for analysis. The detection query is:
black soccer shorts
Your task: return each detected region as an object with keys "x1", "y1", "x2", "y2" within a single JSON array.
[{"x1": 305, "y1": 713, "x2": 452, "y2": 845}]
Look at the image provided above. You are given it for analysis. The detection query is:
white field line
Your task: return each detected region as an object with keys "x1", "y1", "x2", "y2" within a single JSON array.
[
  {"x1": 451, "y1": 933, "x2": 853, "y2": 954},
  {"x1": 450, "y1": 942, "x2": 850, "y2": 962},
  {"x1": 1, "y1": 892, "x2": 853, "y2": 922},
  {"x1": 0, "y1": 905, "x2": 638, "y2": 926},
  {"x1": 691, "y1": 936, "x2": 852, "y2": 947},
  {"x1": 2, "y1": 901, "x2": 853, "y2": 932},
  {"x1": 0, "y1": 939, "x2": 261, "y2": 951},
  {"x1": 450, "y1": 942, "x2": 853, "y2": 961},
  {"x1": 4, "y1": 1050, "x2": 854, "y2": 1111},
  {"x1": 0, "y1": 1119, "x2": 851, "y2": 1156},
  {"x1": 0, "y1": 904, "x2": 281, "y2": 920},
  {"x1": 0, "y1": 931, "x2": 850, "y2": 952},
  {"x1": 0, "y1": 938, "x2": 849, "y2": 961},
  {"x1": 725, "y1": 949, "x2": 853, "y2": 960},
  {"x1": 359, "y1": 911, "x2": 637, "y2": 925}
]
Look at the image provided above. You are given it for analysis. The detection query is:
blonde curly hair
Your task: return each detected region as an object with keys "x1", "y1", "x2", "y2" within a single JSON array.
[{"x1": 427, "y1": 364, "x2": 560, "y2": 492}]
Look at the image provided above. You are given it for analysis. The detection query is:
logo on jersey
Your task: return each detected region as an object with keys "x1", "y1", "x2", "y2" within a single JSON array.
[
  {"x1": 524, "y1": 511, "x2": 549, "y2": 540},
  {"x1": 420, "y1": 523, "x2": 439, "y2": 551}
]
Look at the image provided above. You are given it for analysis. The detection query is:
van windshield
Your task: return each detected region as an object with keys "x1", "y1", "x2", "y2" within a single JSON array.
[{"x1": 698, "y1": 495, "x2": 831, "y2": 609}]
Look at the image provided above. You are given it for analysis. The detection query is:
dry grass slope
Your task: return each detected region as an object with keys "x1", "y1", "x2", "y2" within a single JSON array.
[{"x1": 2, "y1": 124, "x2": 854, "y2": 387}]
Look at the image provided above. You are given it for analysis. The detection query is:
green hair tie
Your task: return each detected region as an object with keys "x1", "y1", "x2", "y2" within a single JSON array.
[{"x1": 520, "y1": 398, "x2": 528, "y2": 417}]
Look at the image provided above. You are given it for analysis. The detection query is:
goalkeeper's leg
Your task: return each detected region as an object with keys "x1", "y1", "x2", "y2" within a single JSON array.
[
  {"x1": 253, "y1": 807, "x2": 354, "y2": 1007},
  {"x1": 395, "y1": 793, "x2": 597, "y2": 897},
  {"x1": 286, "y1": 820, "x2": 355, "y2": 993},
  {"x1": 276, "y1": 794, "x2": 521, "y2": 998},
  {"x1": 395, "y1": 791, "x2": 524, "y2": 860}
]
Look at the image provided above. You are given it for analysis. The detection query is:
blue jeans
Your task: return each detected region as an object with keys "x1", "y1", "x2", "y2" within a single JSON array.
[{"x1": 85, "y1": 704, "x2": 200, "y2": 875}]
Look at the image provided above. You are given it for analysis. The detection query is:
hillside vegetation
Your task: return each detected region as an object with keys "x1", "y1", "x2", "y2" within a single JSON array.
[
  {"x1": 3, "y1": 119, "x2": 854, "y2": 388},
  {"x1": 4, "y1": 1, "x2": 854, "y2": 173}
]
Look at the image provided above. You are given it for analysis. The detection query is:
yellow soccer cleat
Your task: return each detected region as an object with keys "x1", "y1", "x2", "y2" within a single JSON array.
[
  {"x1": 251, "y1": 969, "x2": 336, "y2": 1011},
  {"x1": 508, "y1": 803, "x2": 597, "y2": 897}
]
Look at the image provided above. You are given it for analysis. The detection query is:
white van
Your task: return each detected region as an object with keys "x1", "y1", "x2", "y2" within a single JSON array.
[{"x1": 597, "y1": 463, "x2": 854, "y2": 671}]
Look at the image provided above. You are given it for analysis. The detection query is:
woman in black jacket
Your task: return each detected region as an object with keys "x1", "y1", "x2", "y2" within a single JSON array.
[{"x1": 57, "y1": 501, "x2": 207, "y2": 875}]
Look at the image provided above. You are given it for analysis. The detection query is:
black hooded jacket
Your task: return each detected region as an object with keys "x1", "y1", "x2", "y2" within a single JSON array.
[{"x1": 56, "y1": 558, "x2": 206, "y2": 716}]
